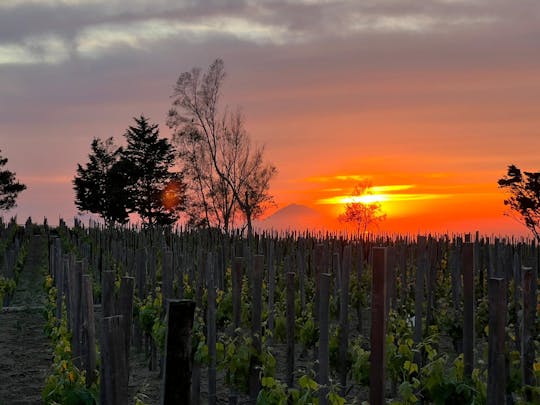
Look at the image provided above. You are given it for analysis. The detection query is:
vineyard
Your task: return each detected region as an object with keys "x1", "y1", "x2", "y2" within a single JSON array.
[{"x1": 1, "y1": 218, "x2": 539, "y2": 404}]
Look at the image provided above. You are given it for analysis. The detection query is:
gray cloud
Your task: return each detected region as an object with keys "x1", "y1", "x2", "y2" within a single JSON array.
[{"x1": 1, "y1": 0, "x2": 536, "y2": 65}]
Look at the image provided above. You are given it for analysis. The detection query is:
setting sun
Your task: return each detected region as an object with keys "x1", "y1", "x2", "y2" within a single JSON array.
[{"x1": 317, "y1": 193, "x2": 388, "y2": 205}]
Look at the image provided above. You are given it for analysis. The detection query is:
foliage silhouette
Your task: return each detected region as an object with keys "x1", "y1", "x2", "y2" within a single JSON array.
[
  {"x1": 0, "y1": 149, "x2": 26, "y2": 211},
  {"x1": 73, "y1": 137, "x2": 129, "y2": 226},
  {"x1": 74, "y1": 116, "x2": 185, "y2": 227},
  {"x1": 121, "y1": 115, "x2": 185, "y2": 227},
  {"x1": 498, "y1": 164, "x2": 540, "y2": 241}
]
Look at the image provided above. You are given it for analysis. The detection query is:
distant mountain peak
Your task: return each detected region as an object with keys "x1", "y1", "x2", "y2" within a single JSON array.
[
  {"x1": 257, "y1": 203, "x2": 334, "y2": 232},
  {"x1": 266, "y1": 203, "x2": 318, "y2": 218}
]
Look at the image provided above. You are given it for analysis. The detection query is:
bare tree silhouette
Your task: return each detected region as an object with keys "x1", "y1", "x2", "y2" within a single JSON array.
[
  {"x1": 168, "y1": 59, "x2": 276, "y2": 236},
  {"x1": 338, "y1": 181, "x2": 386, "y2": 234}
]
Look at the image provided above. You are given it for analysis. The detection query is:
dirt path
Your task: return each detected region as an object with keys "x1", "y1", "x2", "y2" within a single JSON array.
[{"x1": 0, "y1": 235, "x2": 50, "y2": 405}]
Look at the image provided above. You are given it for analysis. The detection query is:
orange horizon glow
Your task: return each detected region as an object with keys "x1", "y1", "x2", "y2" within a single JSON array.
[
  {"x1": 2, "y1": 1, "x2": 538, "y2": 241},
  {"x1": 261, "y1": 170, "x2": 528, "y2": 238}
]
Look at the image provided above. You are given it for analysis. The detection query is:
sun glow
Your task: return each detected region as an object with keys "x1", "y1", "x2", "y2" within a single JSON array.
[
  {"x1": 314, "y1": 180, "x2": 455, "y2": 221},
  {"x1": 161, "y1": 180, "x2": 184, "y2": 211},
  {"x1": 320, "y1": 194, "x2": 388, "y2": 205},
  {"x1": 317, "y1": 192, "x2": 451, "y2": 206}
]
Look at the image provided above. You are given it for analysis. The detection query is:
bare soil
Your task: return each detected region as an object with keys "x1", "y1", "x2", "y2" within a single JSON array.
[
  {"x1": 0, "y1": 234, "x2": 163, "y2": 405},
  {"x1": 0, "y1": 235, "x2": 51, "y2": 405}
]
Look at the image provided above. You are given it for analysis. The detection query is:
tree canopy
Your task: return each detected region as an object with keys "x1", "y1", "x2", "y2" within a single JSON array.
[
  {"x1": 498, "y1": 164, "x2": 540, "y2": 241},
  {"x1": 73, "y1": 116, "x2": 185, "y2": 227},
  {"x1": 73, "y1": 137, "x2": 129, "y2": 226},
  {"x1": 0, "y1": 149, "x2": 26, "y2": 211},
  {"x1": 121, "y1": 115, "x2": 185, "y2": 227}
]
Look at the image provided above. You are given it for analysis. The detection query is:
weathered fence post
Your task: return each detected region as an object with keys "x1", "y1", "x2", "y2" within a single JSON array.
[
  {"x1": 54, "y1": 238, "x2": 63, "y2": 319},
  {"x1": 227, "y1": 255, "x2": 243, "y2": 405},
  {"x1": 513, "y1": 252, "x2": 522, "y2": 353},
  {"x1": 487, "y1": 277, "x2": 506, "y2": 405},
  {"x1": 370, "y1": 247, "x2": 387, "y2": 405},
  {"x1": 356, "y1": 241, "x2": 365, "y2": 332},
  {"x1": 297, "y1": 246, "x2": 306, "y2": 313},
  {"x1": 462, "y1": 242, "x2": 474, "y2": 379},
  {"x1": 161, "y1": 299, "x2": 196, "y2": 405},
  {"x1": 100, "y1": 315, "x2": 128, "y2": 405},
  {"x1": 386, "y1": 246, "x2": 396, "y2": 315},
  {"x1": 162, "y1": 250, "x2": 173, "y2": 309},
  {"x1": 267, "y1": 241, "x2": 276, "y2": 344},
  {"x1": 69, "y1": 260, "x2": 83, "y2": 368},
  {"x1": 318, "y1": 272, "x2": 331, "y2": 405},
  {"x1": 339, "y1": 245, "x2": 351, "y2": 396},
  {"x1": 81, "y1": 273, "x2": 97, "y2": 387},
  {"x1": 102, "y1": 270, "x2": 116, "y2": 318},
  {"x1": 232, "y1": 257, "x2": 243, "y2": 330},
  {"x1": 521, "y1": 266, "x2": 536, "y2": 401},
  {"x1": 414, "y1": 237, "x2": 426, "y2": 366},
  {"x1": 286, "y1": 271, "x2": 296, "y2": 389},
  {"x1": 207, "y1": 252, "x2": 217, "y2": 405},
  {"x1": 249, "y1": 255, "x2": 263, "y2": 402},
  {"x1": 118, "y1": 276, "x2": 134, "y2": 376},
  {"x1": 314, "y1": 244, "x2": 324, "y2": 325}
]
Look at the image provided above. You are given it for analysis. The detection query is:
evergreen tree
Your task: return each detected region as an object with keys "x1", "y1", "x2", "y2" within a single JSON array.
[
  {"x1": 0, "y1": 149, "x2": 26, "y2": 211},
  {"x1": 73, "y1": 137, "x2": 129, "y2": 226},
  {"x1": 121, "y1": 115, "x2": 185, "y2": 226}
]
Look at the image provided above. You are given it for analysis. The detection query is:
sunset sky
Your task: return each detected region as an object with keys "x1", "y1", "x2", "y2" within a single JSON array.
[{"x1": 1, "y1": 0, "x2": 539, "y2": 237}]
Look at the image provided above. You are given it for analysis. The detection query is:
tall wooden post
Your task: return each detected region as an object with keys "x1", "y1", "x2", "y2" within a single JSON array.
[
  {"x1": 297, "y1": 247, "x2": 306, "y2": 313},
  {"x1": 161, "y1": 299, "x2": 196, "y2": 405},
  {"x1": 286, "y1": 271, "x2": 296, "y2": 389},
  {"x1": 162, "y1": 250, "x2": 173, "y2": 308},
  {"x1": 386, "y1": 246, "x2": 396, "y2": 314},
  {"x1": 487, "y1": 277, "x2": 506, "y2": 405},
  {"x1": 370, "y1": 247, "x2": 387, "y2": 405},
  {"x1": 462, "y1": 242, "x2": 474, "y2": 379},
  {"x1": 69, "y1": 260, "x2": 83, "y2": 368},
  {"x1": 101, "y1": 315, "x2": 128, "y2": 405},
  {"x1": 102, "y1": 270, "x2": 116, "y2": 318},
  {"x1": 81, "y1": 274, "x2": 97, "y2": 387},
  {"x1": 339, "y1": 245, "x2": 351, "y2": 395},
  {"x1": 522, "y1": 267, "x2": 536, "y2": 401},
  {"x1": 118, "y1": 276, "x2": 134, "y2": 376},
  {"x1": 207, "y1": 253, "x2": 217, "y2": 405},
  {"x1": 413, "y1": 237, "x2": 426, "y2": 366},
  {"x1": 249, "y1": 255, "x2": 263, "y2": 401},
  {"x1": 232, "y1": 257, "x2": 243, "y2": 330},
  {"x1": 267, "y1": 242, "x2": 276, "y2": 343},
  {"x1": 318, "y1": 273, "x2": 331, "y2": 405}
]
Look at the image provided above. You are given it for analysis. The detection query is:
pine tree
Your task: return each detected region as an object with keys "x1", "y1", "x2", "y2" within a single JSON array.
[
  {"x1": 73, "y1": 137, "x2": 129, "y2": 226},
  {"x1": 0, "y1": 149, "x2": 26, "y2": 211},
  {"x1": 121, "y1": 115, "x2": 185, "y2": 226}
]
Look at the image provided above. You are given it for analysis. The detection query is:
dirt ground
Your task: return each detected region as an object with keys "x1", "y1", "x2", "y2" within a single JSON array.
[
  {"x1": 0, "y1": 235, "x2": 51, "y2": 405},
  {"x1": 0, "y1": 234, "x2": 163, "y2": 405}
]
